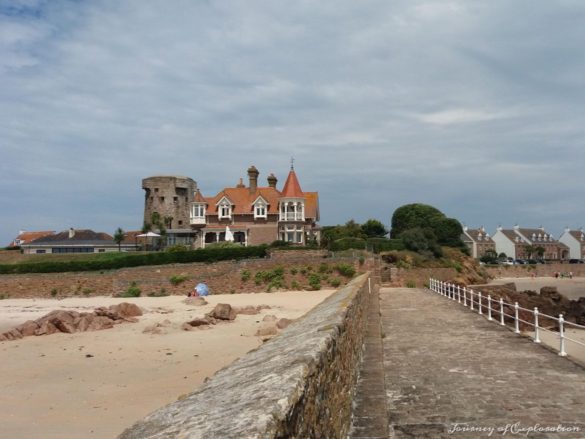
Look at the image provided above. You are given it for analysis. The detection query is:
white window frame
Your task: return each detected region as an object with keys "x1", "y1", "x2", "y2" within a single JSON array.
[
  {"x1": 219, "y1": 201, "x2": 232, "y2": 219},
  {"x1": 191, "y1": 204, "x2": 206, "y2": 219}
]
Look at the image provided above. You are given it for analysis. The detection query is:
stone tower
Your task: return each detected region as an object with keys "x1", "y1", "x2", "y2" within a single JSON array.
[{"x1": 142, "y1": 176, "x2": 197, "y2": 230}]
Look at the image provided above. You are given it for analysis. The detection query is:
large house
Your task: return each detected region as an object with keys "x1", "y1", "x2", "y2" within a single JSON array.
[
  {"x1": 461, "y1": 226, "x2": 496, "y2": 258},
  {"x1": 189, "y1": 165, "x2": 319, "y2": 248},
  {"x1": 558, "y1": 228, "x2": 585, "y2": 260},
  {"x1": 141, "y1": 165, "x2": 320, "y2": 249},
  {"x1": 21, "y1": 229, "x2": 138, "y2": 254},
  {"x1": 491, "y1": 225, "x2": 569, "y2": 260}
]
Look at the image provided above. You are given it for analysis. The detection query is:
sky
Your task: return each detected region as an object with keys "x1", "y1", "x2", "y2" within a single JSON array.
[{"x1": 2, "y1": 0, "x2": 585, "y2": 245}]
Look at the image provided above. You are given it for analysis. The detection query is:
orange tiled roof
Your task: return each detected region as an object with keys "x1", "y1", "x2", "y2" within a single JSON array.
[
  {"x1": 193, "y1": 189, "x2": 207, "y2": 203},
  {"x1": 9, "y1": 230, "x2": 55, "y2": 247},
  {"x1": 205, "y1": 187, "x2": 283, "y2": 215},
  {"x1": 281, "y1": 169, "x2": 304, "y2": 198}
]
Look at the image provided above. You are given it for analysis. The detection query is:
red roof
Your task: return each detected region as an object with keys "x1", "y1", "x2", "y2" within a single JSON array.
[
  {"x1": 281, "y1": 169, "x2": 304, "y2": 198},
  {"x1": 9, "y1": 231, "x2": 55, "y2": 247},
  {"x1": 193, "y1": 189, "x2": 207, "y2": 203},
  {"x1": 199, "y1": 167, "x2": 319, "y2": 220}
]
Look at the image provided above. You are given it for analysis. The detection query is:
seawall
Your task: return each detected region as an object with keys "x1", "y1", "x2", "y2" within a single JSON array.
[{"x1": 119, "y1": 272, "x2": 377, "y2": 439}]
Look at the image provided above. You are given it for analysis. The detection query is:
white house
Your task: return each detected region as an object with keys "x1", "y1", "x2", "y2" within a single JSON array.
[{"x1": 558, "y1": 228, "x2": 585, "y2": 260}]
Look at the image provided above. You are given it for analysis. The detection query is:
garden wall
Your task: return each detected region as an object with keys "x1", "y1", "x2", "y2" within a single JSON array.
[
  {"x1": 118, "y1": 273, "x2": 377, "y2": 439},
  {"x1": 485, "y1": 263, "x2": 585, "y2": 279},
  {"x1": 0, "y1": 256, "x2": 361, "y2": 298}
]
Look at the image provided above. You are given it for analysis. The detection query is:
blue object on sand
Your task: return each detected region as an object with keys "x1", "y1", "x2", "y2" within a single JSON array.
[{"x1": 195, "y1": 282, "x2": 209, "y2": 296}]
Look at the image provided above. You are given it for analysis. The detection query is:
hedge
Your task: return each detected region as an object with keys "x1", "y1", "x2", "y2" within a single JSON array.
[
  {"x1": 329, "y1": 237, "x2": 405, "y2": 253},
  {"x1": 0, "y1": 245, "x2": 268, "y2": 275}
]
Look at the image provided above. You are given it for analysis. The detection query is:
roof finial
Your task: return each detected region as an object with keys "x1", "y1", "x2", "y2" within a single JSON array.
[{"x1": 290, "y1": 156, "x2": 295, "y2": 170}]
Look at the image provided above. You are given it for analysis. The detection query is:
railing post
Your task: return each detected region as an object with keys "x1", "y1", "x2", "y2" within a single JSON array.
[
  {"x1": 533, "y1": 307, "x2": 541, "y2": 344},
  {"x1": 441, "y1": 281, "x2": 445, "y2": 296},
  {"x1": 500, "y1": 298, "x2": 505, "y2": 326},
  {"x1": 487, "y1": 295, "x2": 492, "y2": 320},
  {"x1": 368, "y1": 277, "x2": 372, "y2": 294},
  {"x1": 447, "y1": 283, "x2": 451, "y2": 299},
  {"x1": 559, "y1": 314, "x2": 567, "y2": 356},
  {"x1": 470, "y1": 289, "x2": 474, "y2": 311},
  {"x1": 463, "y1": 287, "x2": 467, "y2": 307},
  {"x1": 457, "y1": 285, "x2": 461, "y2": 303},
  {"x1": 452, "y1": 284, "x2": 456, "y2": 301},
  {"x1": 478, "y1": 291, "x2": 483, "y2": 315},
  {"x1": 514, "y1": 302, "x2": 520, "y2": 334}
]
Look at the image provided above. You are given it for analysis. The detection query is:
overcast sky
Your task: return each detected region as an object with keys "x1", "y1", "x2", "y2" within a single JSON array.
[{"x1": 2, "y1": 0, "x2": 585, "y2": 244}]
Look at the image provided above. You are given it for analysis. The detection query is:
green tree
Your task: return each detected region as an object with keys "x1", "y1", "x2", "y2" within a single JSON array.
[
  {"x1": 480, "y1": 249, "x2": 498, "y2": 264},
  {"x1": 361, "y1": 219, "x2": 388, "y2": 238},
  {"x1": 401, "y1": 228, "x2": 443, "y2": 257},
  {"x1": 391, "y1": 204, "x2": 444, "y2": 238},
  {"x1": 390, "y1": 203, "x2": 464, "y2": 248},
  {"x1": 113, "y1": 227, "x2": 125, "y2": 252}
]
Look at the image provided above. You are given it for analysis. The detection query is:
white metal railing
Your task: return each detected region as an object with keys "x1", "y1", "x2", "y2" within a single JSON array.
[{"x1": 428, "y1": 278, "x2": 585, "y2": 358}]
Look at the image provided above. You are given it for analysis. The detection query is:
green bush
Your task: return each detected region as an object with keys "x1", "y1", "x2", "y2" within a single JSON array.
[
  {"x1": 318, "y1": 263, "x2": 329, "y2": 273},
  {"x1": 0, "y1": 245, "x2": 268, "y2": 275},
  {"x1": 406, "y1": 280, "x2": 417, "y2": 288},
  {"x1": 335, "y1": 263, "x2": 356, "y2": 278},
  {"x1": 82, "y1": 288, "x2": 93, "y2": 296},
  {"x1": 291, "y1": 280, "x2": 301, "y2": 290},
  {"x1": 329, "y1": 278, "x2": 341, "y2": 287},
  {"x1": 50, "y1": 288, "x2": 58, "y2": 297},
  {"x1": 148, "y1": 288, "x2": 169, "y2": 297},
  {"x1": 358, "y1": 256, "x2": 365, "y2": 266},
  {"x1": 166, "y1": 244, "x2": 189, "y2": 253},
  {"x1": 241, "y1": 270, "x2": 251, "y2": 282},
  {"x1": 290, "y1": 267, "x2": 298, "y2": 275},
  {"x1": 169, "y1": 274, "x2": 190, "y2": 286},
  {"x1": 121, "y1": 281, "x2": 141, "y2": 297},
  {"x1": 330, "y1": 237, "x2": 366, "y2": 251},
  {"x1": 308, "y1": 273, "x2": 321, "y2": 290}
]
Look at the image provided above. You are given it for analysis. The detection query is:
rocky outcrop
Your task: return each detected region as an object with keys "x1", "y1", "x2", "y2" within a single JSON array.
[
  {"x1": 468, "y1": 284, "x2": 585, "y2": 328},
  {"x1": 206, "y1": 303, "x2": 237, "y2": 321},
  {"x1": 0, "y1": 303, "x2": 143, "y2": 341},
  {"x1": 183, "y1": 297, "x2": 208, "y2": 306},
  {"x1": 233, "y1": 305, "x2": 271, "y2": 315}
]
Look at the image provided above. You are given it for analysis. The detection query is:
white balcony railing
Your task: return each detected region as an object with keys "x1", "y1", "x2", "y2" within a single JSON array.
[
  {"x1": 190, "y1": 217, "x2": 206, "y2": 225},
  {"x1": 280, "y1": 213, "x2": 304, "y2": 221},
  {"x1": 428, "y1": 278, "x2": 585, "y2": 358}
]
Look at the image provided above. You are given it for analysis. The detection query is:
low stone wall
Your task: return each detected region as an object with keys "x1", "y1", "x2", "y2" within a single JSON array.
[
  {"x1": 118, "y1": 273, "x2": 376, "y2": 439},
  {"x1": 486, "y1": 263, "x2": 585, "y2": 278},
  {"x1": 267, "y1": 249, "x2": 329, "y2": 260},
  {"x1": 0, "y1": 256, "x2": 360, "y2": 298}
]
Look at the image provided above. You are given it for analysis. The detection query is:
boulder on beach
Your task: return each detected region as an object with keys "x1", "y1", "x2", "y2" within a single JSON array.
[
  {"x1": 207, "y1": 304, "x2": 237, "y2": 321},
  {"x1": 0, "y1": 302, "x2": 142, "y2": 341}
]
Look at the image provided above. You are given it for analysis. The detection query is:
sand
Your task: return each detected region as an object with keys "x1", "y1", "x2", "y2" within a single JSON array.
[{"x1": 0, "y1": 290, "x2": 336, "y2": 439}]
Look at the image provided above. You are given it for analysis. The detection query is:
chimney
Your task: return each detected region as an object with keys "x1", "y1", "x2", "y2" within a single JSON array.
[
  {"x1": 247, "y1": 165, "x2": 259, "y2": 194},
  {"x1": 267, "y1": 173, "x2": 277, "y2": 188},
  {"x1": 68, "y1": 228, "x2": 75, "y2": 239},
  {"x1": 236, "y1": 177, "x2": 245, "y2": 188}
]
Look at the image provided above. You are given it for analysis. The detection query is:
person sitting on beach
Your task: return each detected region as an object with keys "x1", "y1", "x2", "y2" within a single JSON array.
[{"x1": 195, "y1": 281, "x2": 210, "y2": 297}]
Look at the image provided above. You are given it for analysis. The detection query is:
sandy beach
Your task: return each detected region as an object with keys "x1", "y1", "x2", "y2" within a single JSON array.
[{"x1": 0, "y1": 290, "x2": 335, "y2": 439}]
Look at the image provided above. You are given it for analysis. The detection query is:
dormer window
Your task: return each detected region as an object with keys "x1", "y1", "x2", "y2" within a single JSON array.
[
  {"x1": 217, "y1": 197, "x2": 232, "y2": 219},
  {"x1": 190, "y1": 203, "x2": 206, "y2": 225}
]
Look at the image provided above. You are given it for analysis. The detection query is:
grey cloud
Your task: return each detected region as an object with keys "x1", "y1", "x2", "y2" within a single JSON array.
[{"x1": 1, "y1": 0, "x2": 585, "y2": 244}]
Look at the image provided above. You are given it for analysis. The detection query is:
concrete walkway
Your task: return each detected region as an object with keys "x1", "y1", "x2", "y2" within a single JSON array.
[{"x1": 351, "y1": 287, "x2": 585, "y2": 438}]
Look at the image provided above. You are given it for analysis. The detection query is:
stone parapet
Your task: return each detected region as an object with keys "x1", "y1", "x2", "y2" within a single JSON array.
[{"x1": 118, "y1": 273, "x2": 376, "y2": 439}]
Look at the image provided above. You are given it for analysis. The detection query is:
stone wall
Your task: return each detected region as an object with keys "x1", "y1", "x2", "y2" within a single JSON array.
[
  {"x1": 118, "y1": 273, "x2": 377, "y2": 439},
  {"x1": 267, "y1": 249, "x2": 328, "y2": 261},
  {"x1": 0, "y1": 256, "x2": 360, "y2": 298},
  {"x1": 485, "y1": 263, "x2": 585, "y2": 278}
]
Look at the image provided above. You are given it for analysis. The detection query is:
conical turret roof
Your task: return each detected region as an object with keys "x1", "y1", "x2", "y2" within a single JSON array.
[{"x1": 281, "y1": 169, "x2": 304, "y2": 198}]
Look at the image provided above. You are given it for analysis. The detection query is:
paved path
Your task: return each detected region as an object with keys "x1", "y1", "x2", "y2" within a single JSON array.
[{"x1": 351, "y1": 287, "x2": 585, "y2": 438}]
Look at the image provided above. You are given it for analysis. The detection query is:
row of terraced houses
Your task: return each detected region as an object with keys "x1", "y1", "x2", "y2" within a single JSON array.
[{"x1": 462, "y1": 225, "x2": 585, "y2": 261}]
